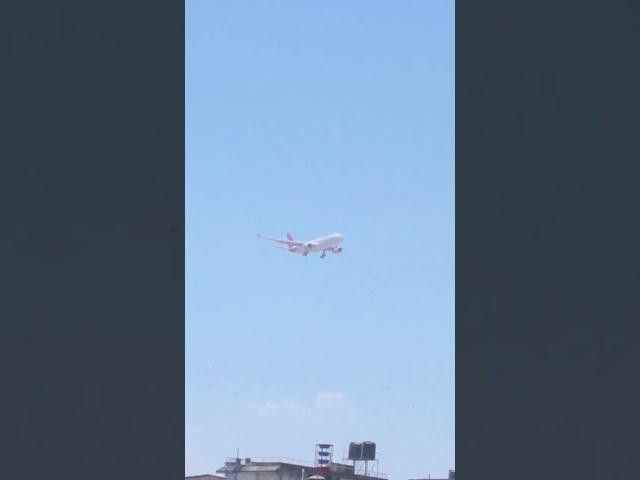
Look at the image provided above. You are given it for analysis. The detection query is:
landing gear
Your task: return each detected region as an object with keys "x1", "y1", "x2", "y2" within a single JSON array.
[{"x1": 320, "y1": 251, "x2": 326, "y2": 259}]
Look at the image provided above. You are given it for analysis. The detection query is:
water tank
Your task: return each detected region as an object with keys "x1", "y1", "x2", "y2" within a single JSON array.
[
  {"x1": 362, "y1": 441, "x2": 376, "y2": 460},
  {"x1": 348, "y1": 442, "x2": 363, "y2": 460}
]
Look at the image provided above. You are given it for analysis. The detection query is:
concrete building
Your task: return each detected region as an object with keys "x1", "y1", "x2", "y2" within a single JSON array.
[
  {"x1": 409, "y1": 470, "x2": 455, "y2": 480},
  {"x1": 186, "y1": 475, "x2": 225, "y2": 480},
  {"x1": 217, "y1": 458, "x2": 387, "y2": 480}
]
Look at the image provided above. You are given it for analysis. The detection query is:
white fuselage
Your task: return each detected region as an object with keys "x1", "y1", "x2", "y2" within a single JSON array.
[
  {"x1": 257, "y1": 231, "x2": 345, "y2": 258},
  {"x1": 291, "y1": 233, "x2": 344, "y2": 255}
]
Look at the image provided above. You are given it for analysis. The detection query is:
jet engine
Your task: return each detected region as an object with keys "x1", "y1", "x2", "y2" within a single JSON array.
[{"x1": 333, "y1": 246, "x2": 343, "y2": 253}]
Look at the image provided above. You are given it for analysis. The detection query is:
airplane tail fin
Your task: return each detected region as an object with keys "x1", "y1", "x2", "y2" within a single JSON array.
[{"x1": 286, "y1": 232, "x2": 295, "y2": 250}]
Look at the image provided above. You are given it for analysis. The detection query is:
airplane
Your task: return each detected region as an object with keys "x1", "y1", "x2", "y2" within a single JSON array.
[{"x1": 256, "y1": 232, "x2": 345, "y2": 258}]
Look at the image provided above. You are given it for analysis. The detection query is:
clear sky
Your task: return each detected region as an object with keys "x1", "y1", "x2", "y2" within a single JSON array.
[{"x1": 186, "y1": 2, "x2": 454, "y2": 479}]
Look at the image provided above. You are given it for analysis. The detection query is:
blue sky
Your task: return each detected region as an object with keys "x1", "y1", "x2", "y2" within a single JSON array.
[{"x1": 186, "y1": 2, "x2": 454, "y2": 479}]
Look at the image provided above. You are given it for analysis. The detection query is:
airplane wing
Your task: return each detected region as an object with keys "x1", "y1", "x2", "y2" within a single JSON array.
[{"x1": 256, "y1": 234, "x2": 305, "y2": 247}]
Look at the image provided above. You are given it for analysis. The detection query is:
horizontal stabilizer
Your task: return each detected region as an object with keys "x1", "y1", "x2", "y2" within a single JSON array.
[{"x1": 257, "y1": 233, "x2": 305, "y2": 247}]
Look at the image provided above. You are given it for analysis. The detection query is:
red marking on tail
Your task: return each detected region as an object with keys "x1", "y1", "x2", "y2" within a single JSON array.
[{"x1": 286, "y1": 232, "x2": 295, "y2": 251}]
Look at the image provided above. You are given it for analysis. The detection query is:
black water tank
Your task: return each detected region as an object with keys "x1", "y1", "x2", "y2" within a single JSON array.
[
  {"x1": 348, "y1": 442, "x2": 363, "y2": 460},
  {"x1": 362, "y1": 441, "x2": 376, "y2": 460}
]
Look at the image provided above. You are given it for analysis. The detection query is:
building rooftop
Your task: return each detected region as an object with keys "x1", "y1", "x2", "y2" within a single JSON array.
[
  {"x1": 217, "y1": 458, "x2": 387, "y2": 480},
  {"x1": 409, "y1": 470, "x2": 455, "y2": 480}
]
